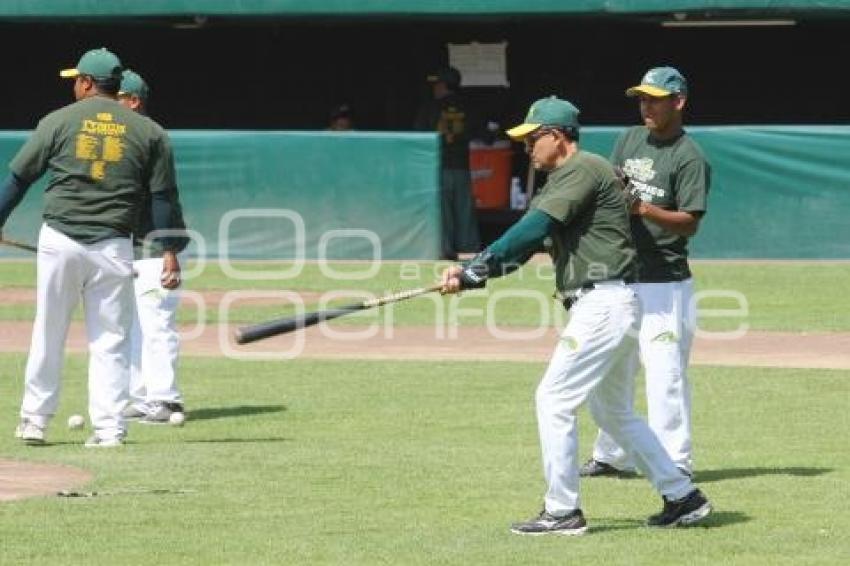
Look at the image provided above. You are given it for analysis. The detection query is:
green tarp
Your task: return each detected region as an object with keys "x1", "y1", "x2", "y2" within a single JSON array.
[
  {"x1": 2, "y1": 126, "x2": 849, "y2": 259},
  {"x1": 582, "y1": 126, "x2": 850, "y2": 259},
  {"x1": 0, "y1": 131, "x2": 443, "y2": 260},
  {"x1": 0, "y1": 0, "x2": 848, "y2": 18}
]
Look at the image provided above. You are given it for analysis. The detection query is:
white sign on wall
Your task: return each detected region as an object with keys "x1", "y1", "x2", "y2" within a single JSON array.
[{"x1": 448, "y1": 41, "x2": 509, "y2": 87}]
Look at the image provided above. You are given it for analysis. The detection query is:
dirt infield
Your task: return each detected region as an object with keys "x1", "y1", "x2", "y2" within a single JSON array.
[
  {"x1": 0, "y1": 459, "x2": 92, "y2": 502},
  {"x1": 1, "y1": 320, "x2": 849, "y2": 369}
]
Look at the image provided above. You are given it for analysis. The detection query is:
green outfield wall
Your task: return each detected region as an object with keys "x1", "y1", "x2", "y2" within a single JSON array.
[
  {"x1": 0, "y1": 131, "x2": 442, "y2": 260},
  {"x1": 1, "y1": 127, "x2": 849, "y2": 260},
  {"x1": 1, "y1": 0, "x2": 847, "y2": 18},
  {"x1": 580, "y1": 126, "x2": 850, "y2": 259}
]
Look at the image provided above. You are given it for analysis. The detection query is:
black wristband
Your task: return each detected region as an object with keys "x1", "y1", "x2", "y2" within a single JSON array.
[{"x1": 458, "y1": 250, "x2": 493, "y2": 289}]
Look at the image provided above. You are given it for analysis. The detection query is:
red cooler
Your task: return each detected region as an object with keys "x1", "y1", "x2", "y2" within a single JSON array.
[{"x1": 469, "y1": 146, "x2": 512, "y2": 209}]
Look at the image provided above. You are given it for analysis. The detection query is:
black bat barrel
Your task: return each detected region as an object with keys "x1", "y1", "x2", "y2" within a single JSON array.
[{"x1": 234, "y1": 304, "x2": 364, "y2": 344}]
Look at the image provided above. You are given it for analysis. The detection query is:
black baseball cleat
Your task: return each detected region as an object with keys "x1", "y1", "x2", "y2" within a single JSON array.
[
  {"x1": 579, "y1": 458, "x2": 636, "y2": 478},
  {"x1": 646, "y1": 489, "x2": 712, "y2": 528},
  {"x1": 510, "y1": 508, "x2": 588, "y2": 536}
]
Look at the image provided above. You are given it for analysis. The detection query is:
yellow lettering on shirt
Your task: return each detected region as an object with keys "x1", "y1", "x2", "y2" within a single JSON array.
[
  {"x1": 90, "y1": 161, "x2": 106, "y2": 180},
  {"x1": 438, "y1": 108, "x2": 465, "y2": 145},
  {"x1": 81, "y1": 120, "x2": 127, "y2": 136},
  {"x1": 77, "y1": 118, "x2": 129, "y2": 180},
  {"x1": 102, "y1": 136, "x2": 124, "y2": 162},
  {"x1": 75, "y1": 134, "x2": 99, "y2": 160}
]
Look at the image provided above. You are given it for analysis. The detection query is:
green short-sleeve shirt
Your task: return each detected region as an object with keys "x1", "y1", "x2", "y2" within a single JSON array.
[
  {"x1": 531, "y1": 151, "x2": 636, "y2": 293},
  {"x1": 10, "y1": 96, "x2": 176, "y2": 244},
  {"x1": 611, "y1": 126, "x2": 711, "y2": 282}
]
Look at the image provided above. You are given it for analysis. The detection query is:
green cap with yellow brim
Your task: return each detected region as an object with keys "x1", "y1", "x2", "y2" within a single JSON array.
[
  {"x1": 625, "y1": 66, "x2": 688, "y2": 97},
  {"x1": 506, "y1": 96, "x2": 581, "y2": 140},
  {"x1": 59, "y1": 47, "x2": 123, "y2": 80}
]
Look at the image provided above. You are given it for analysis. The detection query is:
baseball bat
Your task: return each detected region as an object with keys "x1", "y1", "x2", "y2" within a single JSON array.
[
  {"x1": 0, "y1": 237, "x2": 37, "y2": 253},
  {"x1": 0, "y1": 236, "x2": 143, "y2": 278},
  {"x1": 234, "y1": 283, "x2": 443, "y2": 345}
]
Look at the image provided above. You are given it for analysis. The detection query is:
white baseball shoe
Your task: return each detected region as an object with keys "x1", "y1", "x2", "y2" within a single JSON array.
[{"x1": 14, "y1": 419, "x2": 46, "y2": 445}]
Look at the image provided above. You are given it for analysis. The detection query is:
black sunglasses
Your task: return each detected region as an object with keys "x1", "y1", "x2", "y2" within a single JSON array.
[{"x1": 525, "y1": 127, "x2": 562, "y2": 148}]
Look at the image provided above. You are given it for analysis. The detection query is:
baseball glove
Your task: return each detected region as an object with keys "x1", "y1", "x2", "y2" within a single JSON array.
[{"x1": 614, "y1": 166, "x2": 641, "y2": 210}]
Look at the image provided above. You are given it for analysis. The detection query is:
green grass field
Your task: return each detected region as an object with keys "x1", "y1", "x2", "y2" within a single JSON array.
[
  {"x1": 0, "y1": 356, "x2": 846, "y2": 565},
  {"x1": 0, "y1": 259, "x2": 848, "y2": 564},
  {"x1": 2, "y1": 260, "x2": 850, "y2": 331}
]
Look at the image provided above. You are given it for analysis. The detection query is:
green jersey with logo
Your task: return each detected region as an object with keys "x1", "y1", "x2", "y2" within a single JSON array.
[
  {"x1": 611, "y1": 126, "x2": 710, "y2": 282},
  {"x1": 531, "y1": 151, "x2": 636, "y2": 293},
  {"x1": 10, "y1": 96, "x2": 176, "y2": 244}
]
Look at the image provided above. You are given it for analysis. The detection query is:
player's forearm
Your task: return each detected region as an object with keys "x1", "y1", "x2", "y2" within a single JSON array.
[
  {"x1": 150, "y1": 188, "x2": 189, "y2": 252},
  {"x1": 458, "y1": 209, "x2": 553, "y2": 287},
  {"x1": 634, "y1": 202, "x2": 701, "y2": 237},
  {"x1": 0, "y1": 174, "x2": 33, "y2": 227}
]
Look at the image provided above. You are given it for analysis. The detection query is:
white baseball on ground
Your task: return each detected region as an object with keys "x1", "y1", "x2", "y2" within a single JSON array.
[
  {"x1": 169, "y1": 412, "x2": 186, "y2": 426},
  {"x1": 67, "y1": 414, "x2": 85, "y2": 430}
]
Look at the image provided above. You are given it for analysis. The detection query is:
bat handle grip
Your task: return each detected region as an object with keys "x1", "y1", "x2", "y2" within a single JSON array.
[{"x1": 363, "y1": 283, "x2": 443, "y2": 308}]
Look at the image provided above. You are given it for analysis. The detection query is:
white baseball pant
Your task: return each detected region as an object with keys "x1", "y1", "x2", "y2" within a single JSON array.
[
  {"x1": 20, "y1": 223, "x2": 133, "y2": 441},
  {"x1": 537, "y1": 281, "x2": 694, "y2": 516},
  {"x1": 129, "y1": 257, "x2": 183, "y2": 409},
  {"x1": 591, "y1": 279, "x2": 696, "y2": 473}
]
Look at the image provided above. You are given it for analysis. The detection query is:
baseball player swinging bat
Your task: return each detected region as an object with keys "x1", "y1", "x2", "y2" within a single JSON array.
[{"x1": 234, "y1": 283, "x2": 444, "y2": 345}]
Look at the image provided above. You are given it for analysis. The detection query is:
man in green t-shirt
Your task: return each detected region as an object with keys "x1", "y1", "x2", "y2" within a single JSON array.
[
  {"x1": 0, "y1": 48, "x2": 185, "y2": 447},
  {"x1": 414, "y1": 65, "x2": 480, "y2": 260},
  {"x1": 118, "y1": 69, "x2": 189, "y2": 425},
  {"x1": 581, "y1": 67, "x2": 711, "y2": 479},
  {"x1": 440, "y1": 96, "x2": 711, "y2": 535}
]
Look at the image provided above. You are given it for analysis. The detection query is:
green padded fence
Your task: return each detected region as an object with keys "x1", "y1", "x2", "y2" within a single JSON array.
[
  {"x1": 2, "y1": 126, "x2": 850, "y2": 260},
  {"x1": 1, "y1": 1, "x2": 847, "y2": 18},
  {"x1": 583, "y1": 126, "x2": 850, "y2": 259},
  {"x1": 0, "y1": 131, "x2": 442, "y2": 260}
]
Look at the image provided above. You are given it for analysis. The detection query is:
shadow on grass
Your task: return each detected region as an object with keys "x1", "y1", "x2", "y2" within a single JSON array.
[
  {"x1": 588, "y1": 518, "x2": 644, "y2": 533},
  {"x1": 695, "y1": 467, "x2": 832, "y2": 483},
  {"x1": 699, "y1": 511, "x2": 751, "y2": 528},
  {"x1": 591, "y1": 510, "x2": 750, "y2": 533},
  {"x1": 187, "y1": 404, "x2": 286, "y2": 422}
]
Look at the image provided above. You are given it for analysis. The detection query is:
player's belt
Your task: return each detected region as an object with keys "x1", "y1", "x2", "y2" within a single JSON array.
[{"x1": 555, "y1": 278, "x2": 631, "y2": 311}]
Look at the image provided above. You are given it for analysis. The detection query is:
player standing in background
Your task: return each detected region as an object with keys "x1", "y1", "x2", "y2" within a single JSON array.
[
  {"x1": 118, "y1": 69, "x2": 189, "y2": 425},
  {"x1": 0, "y1": 48, "x2": 185, "y2": 447},
  {"x1": 441, "y1": 95, "x2": 711, "y2": 535},
  {"x1": 581, "y1": 66, "x2": 711, "y2": 478},
  {"x1": 414, "y1": 65, "x2": 481, "y2": 260}
]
